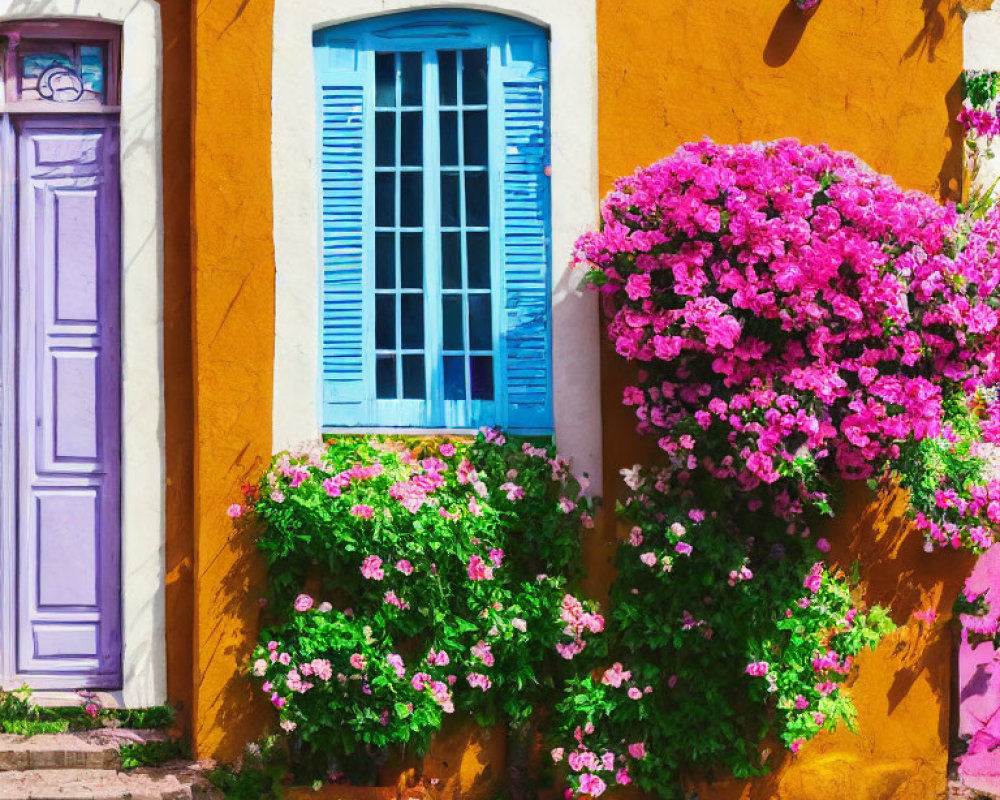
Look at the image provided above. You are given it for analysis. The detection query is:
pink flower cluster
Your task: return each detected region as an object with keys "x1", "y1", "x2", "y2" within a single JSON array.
[
  {"x1": 913, "y1": 477, "x2": 1000, "y2": 550},
  {"x1": 556, "y1": 594, "x2": 605, "y2": 660},
  {"x1": 553, "y1": 723, "x2": 644, "y2": 797},
  {"x1": 575, "y1": 139, "x2": 1000, "y2": 502},
  {"x1": 960, "y1": 105, "x2": 1000, "y2": 140}
]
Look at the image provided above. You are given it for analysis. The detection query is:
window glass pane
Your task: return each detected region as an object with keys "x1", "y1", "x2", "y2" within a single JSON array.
[
  {"x1": 375, "y1": 112, "x2": 396, "y2": 167},
  {"x1": 440, "y1": 111, "x2": 458, "y2": 166},
  {"x1": 376, "y1": 294, "x2": 396, "y2": 350},
  {"x1": 400, "y1": 232, "x2": 423, "y2": 289},
  {"x1": 400, "y1": 294, "x2": 424, "y2": 349},
  {"x1": 463, "y1": 111, "x2": 488, "y2": 166},
  {"x1": 468, "y1": 294, "x2": 492, "y2": 350},
  {"x1": 375, "y1": 53, "x2": 396, "y2": 107},
  {"x1": 438, "y1": 50, "x2": 457, "y2": 105},
  {"x1": 376, "y1": 233, "x2": 395, "y2": 289},
  {"x1": 442, "y1": 232, "x2": 462, "y2": 289},
  {"x1": 465, "y1": 171, "x2": 489, "y2": 227},
  {"x1": 441, "y1": 172, "x2": 460, "y2": 227},
  {"x1": 80, "y1": 46, "x2": 105, "y2": 96},
  {"x1": 375, "y1": 172, "x2": 395, "y2": 227},
  {"x1": 401, "y1": 112, "x2": 422, "y2": 166},
  {"x1": 400, "y1": 172, "x2": 423, "y2": 228},
  {"x1": 402, "y1": 355, "x2": 426, "y2": 399},
  {"x1": 442, "y1": 295, "x2": 464, "y2": 350},
  {"x1": 470, "y1": 356, "x2": 494, "y2": 400},
  {"x1": 376, "y1": 355, "x2": 397, "y2": 399},
  {"x1": 467, "y1": 232, "x2": 490, "y2": 289},
  {"x1": 444, "y1": 355, "x2": 466, "y2": 400},
  {"x1": 462, "y1": 49, "x2": 488, "y2": 105},
  {"x1": 400, "y1": 52, "x2": 422, "y2": 106}
]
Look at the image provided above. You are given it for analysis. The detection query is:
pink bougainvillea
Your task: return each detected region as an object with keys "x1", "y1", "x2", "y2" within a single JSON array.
[{"x1": 575, "y1": 139, "x2": 1000, "y2": 521}]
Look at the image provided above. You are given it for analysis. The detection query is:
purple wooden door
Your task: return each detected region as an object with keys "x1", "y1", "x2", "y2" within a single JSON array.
[{"x1": 14, "y1": 118, "x2": 121, "y2": 688}]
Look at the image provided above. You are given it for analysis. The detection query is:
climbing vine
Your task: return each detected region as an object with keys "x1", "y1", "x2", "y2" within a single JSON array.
[{"x1": 549, "y1": 138, "x2": 1000, "y2": 798}]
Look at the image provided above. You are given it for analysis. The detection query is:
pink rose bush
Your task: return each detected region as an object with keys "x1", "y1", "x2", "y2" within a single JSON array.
[{"x1": 245, "y1": 433, "x2": 594, "y2": 783}]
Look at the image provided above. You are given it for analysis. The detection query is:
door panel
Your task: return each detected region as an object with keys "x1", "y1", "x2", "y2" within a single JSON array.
[{"x1": 14, "y1": 118, "x2": 120, "y2": 686}]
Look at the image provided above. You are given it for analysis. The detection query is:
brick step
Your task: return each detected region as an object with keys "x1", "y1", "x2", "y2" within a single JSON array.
[
  {"x1": 0, "y1": 729, "x2": 173, "y2": 772},
  {"x1": 0, "y1": 762, "x2": 221, "y2": 799}
]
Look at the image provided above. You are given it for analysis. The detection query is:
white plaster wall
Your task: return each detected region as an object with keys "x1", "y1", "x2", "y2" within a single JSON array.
[
  {"x1": 272, "y1": 0, "x2": 603, "y2": 491},
  {"x1": 0, "y1": 0, "x2": 165, "y2": 707}
]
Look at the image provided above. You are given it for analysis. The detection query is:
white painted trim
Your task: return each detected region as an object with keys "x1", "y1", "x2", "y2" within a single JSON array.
[
  {"x1": 0, "y1": 0, "x2": 166, "y2": 707},
  {"x1": 272, "y1": 0, "x2": 603, "y2": 490}
]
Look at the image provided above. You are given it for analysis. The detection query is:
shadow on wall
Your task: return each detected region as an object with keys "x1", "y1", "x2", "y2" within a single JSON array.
[
  {"x1": 195, "y1": 514, "x2": 269, "y2": 760},
  {"x1": 688, "y1": 483, "x2": 975, "y2": 800},
  {"x1": 763, "y1": 2, "x2": 811, "y2": 68}
]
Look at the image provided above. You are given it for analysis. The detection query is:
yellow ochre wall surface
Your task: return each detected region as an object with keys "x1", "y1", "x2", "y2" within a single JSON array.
[
  {"x1": 190, "y1": 0, "x2": 275, "y2": 761},
  {"x1": 184, "y1": 4, "x2": 974, "y2": 800}
]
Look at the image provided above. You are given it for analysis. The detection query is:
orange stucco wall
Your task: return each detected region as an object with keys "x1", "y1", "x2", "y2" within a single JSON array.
[
  {"x1": 179, "y1": 2, "x2": 974, "y2": 796},
  {"x1": 594, "y1": 1, "x2": 968, "y2": 798},
  {"x1": 189, "y1": 0, "x2": 275, "y2": 761}
]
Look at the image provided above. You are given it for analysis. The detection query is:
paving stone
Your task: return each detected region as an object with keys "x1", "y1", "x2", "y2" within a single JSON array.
[
  {"x1": 0, "y1": 763, "x2": 221, "y2": 800},
  {"x1": 0, "y1": 733, "x2": 119, "y2": 772}
]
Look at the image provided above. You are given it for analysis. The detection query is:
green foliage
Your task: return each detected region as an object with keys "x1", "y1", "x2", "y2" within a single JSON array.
[
  {"x1": 0, "y1": 685, "x2": 175, "y2": 735},
  {"x1": 208, "y1": 738, "x2": 287, "y2": 800},
  {"x1": 246, "y1": 433, "x2": 594, "y2": 783},
  {"x1": 119, "y1": 739, "x2": 191, "y2": 770},
  {"x1": 964, "y1": 70, "x2": 1000, "y2": 109},
  {"x1": 551, "y1": 469, "x2": 894, "y2": 798}
]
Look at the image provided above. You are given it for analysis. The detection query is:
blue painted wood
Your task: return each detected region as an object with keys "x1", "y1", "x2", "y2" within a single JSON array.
[
  {"x1": 315, "y1": 37, "x2": 370, "y2": 426},
  {"x1": 495, "y1": 35, "x2": 552, "y2": 433},
  {"x1": 315, "y1": 11, "x2": 552, "y2": 433}
]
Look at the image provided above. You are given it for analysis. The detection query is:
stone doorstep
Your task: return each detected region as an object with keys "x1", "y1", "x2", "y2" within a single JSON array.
[
  {"x1": 0, "y1": 729, "x2": 173, "y2": 772},
  {"x1": 0, "y1": 763, "x2": 221, "y2": 800}
]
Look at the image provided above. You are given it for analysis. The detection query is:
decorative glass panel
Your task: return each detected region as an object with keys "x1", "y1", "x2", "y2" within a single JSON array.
[{"x1": 19, "y1": 42, "x2": 107, "y2": 104}]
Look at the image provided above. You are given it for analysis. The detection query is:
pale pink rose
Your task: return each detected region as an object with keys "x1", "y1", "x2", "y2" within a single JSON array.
[
  {"x1": 578, "y1": 773, "x2": 607, "y2": 797},
  {"x1": 294, "y1": 594, "x2": 313, "y2": 612},
  {"x1": 349, "y1": 653, "x2": 366, "y2": 670},
  {"x1": 627, "y1": 687, "x2": 642, "y2": 700},
  {"x1": 551, "y1": 747, "x2": 564, "y2": 763},
  {"x1": 350, "y1": 504, "x2": 375, "y2": 519},
  {"x1": 226, "y1": 504, "x2": 243, "y2": 519},
  {"x1": 317, "y1": 601, "x2": 333, "y2": 613},
  {"x1": 395, "y1": 559, "x2": 414, "y2": 575},
  {"x1": 627, "y1": 742, "x2": 645, "y2": 759},
  {"x1": 439, "y1": 443, "x2": 457, "y2": 457},
  {"x1": 253, "y1": 659, "x2": 268, "y2": 677},
  {"x1": 280, "y1": 719, "x2": 297, "y2": 732},
  {"x1": 615, "y1": 768, "x2": 631, "y2": 786}
]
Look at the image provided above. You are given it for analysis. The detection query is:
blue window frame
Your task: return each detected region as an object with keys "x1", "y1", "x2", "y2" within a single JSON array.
[{"x1": 313, "y1": 10, "x2": 553, "y2": 433}]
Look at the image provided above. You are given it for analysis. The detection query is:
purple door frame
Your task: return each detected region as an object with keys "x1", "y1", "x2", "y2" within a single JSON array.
[{"x1": 0, "y1": 115, "x2": 122, "y2": 690}]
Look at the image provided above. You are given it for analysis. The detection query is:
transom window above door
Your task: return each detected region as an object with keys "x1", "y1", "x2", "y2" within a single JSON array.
[
  {"x1": 313, "y1": 10, "x2": 553, "y2": 433},
  {"x1": 0, "y1": 21, "x2": 120, "y2": 110}
]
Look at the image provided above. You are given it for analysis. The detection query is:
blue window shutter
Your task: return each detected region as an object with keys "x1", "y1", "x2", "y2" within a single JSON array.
[
  {"x1": 314, "y1": 34, "x2": 371, "y2": 426},
  {"x1": 495, "y1": 31, "x2": 553, "y2": 433}
]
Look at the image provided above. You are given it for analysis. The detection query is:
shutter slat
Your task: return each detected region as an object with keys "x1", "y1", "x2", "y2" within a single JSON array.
[
  {"x1": 316, "y1": 59, "x2": 369, "y2": 418},
  {"x1": 501, "y1": 71, "x2": 552, "y2": 432}
]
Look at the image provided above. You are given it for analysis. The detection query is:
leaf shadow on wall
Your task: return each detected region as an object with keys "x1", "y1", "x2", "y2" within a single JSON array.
[
  {"x1": 903, "y1": 0, "x2": 951, "y2": 65},
  {"x1": 763, "y1": 3, "x2": 811, "y2": 69},
  {"x1": 826, "y1": 482, "x2": 974, "y2": 738}
]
